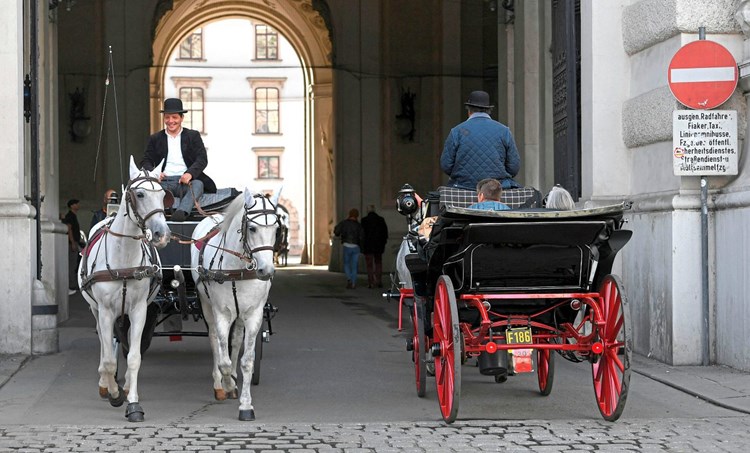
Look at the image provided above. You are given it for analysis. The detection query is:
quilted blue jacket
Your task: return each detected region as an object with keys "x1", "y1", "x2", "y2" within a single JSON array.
[{"x1": 440, "y1": 113, "x2": 521, "y2": 190}]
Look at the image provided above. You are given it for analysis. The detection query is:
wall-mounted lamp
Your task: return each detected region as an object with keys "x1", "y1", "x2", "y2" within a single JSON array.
[
  {"x1": 395, "y1": 88, "x2": 416, "y2": 142},
  {"x1": 69, "y1": 87, "x2": 91, "y2": 142}
]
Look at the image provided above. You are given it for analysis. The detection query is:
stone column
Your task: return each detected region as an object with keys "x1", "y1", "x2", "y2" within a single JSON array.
[
  {"x1": 0, "y1": 0, "x2": 35, "y2": 354},
  {"x1": 309, "y1": 82, "x2": 333, "y2": 265}
]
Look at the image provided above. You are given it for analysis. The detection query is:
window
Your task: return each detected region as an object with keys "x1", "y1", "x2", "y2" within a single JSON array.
[
  {"x1": 255, "y1": 87, "x2": 279, "y2": 134},
  {"x1": 179, "y1": 28, "x2": 203, "y2": 60},
  {"x1": 258, "y1": 156, "x2": 280, "y2": 179},
  {"x1": 179, "y1": 87, "x2": 205, "y2": 133},
  {"x1": 255, "y1": 24, "x2": 278, "y2": 60}
]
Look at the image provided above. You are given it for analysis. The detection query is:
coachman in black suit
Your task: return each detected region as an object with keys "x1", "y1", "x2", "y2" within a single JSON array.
[{"x1": 141, "y1": 98, "x2": 217, "y2": 221}]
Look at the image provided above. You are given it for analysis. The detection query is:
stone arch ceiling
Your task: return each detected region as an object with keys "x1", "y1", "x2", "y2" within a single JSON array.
[{"x1": 152, "y1": 0, "x2": 333, "y2": 88}]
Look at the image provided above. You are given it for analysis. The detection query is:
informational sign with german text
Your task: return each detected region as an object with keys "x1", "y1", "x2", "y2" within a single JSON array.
[{"x1": 673, "y1": 110, "x2": 737, "y2": 176}]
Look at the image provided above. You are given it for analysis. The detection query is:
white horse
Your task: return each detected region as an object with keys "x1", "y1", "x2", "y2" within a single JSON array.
[
  {"x1": 191, "y1": 186, "x2": 281, "y2": 421},
  {"x1": 78, "y1": 156, "x2": 172, "y2": 422}
]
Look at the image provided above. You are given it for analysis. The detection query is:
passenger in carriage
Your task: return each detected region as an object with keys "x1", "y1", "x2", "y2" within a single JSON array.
[
  {"x1": 544, "y1": 184, "x2": 575, "y2": 211},
  {"x1": 141, "y1": 98, "x2": 217, "y2": 222},
  {"x1": 467, "y1": 178, "x2": 511, "y2": 211},
  {"x1": 440, "y1": 90, "x2": 521, "y2": 191}
]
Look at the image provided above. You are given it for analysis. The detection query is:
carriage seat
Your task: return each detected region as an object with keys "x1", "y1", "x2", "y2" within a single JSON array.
[
  {"x1": 417, "y1": 186, "x2": 543, "y2": 256},
  {"x1": 441, "y1": 220, "x2": 609, "y2": 293},
  {"x1": 437, "y1": 186, "x2": 543, "y2": 211},
  {"x1": 168, "y1": 187, "x2": 240, "y2": 221}
]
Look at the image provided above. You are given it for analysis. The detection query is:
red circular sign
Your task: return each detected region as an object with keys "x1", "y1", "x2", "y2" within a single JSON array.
[{"x1": 668, "y1": 40, "x2": 738, "y2": 110}]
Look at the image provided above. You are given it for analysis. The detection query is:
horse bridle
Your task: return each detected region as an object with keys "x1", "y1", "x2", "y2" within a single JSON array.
[
  {"x1": 238, "y1": 194, "x2": 280, "y2": 269},
  {"x1": 123, "y1": 174, "x2": 171, "y2": 232}
]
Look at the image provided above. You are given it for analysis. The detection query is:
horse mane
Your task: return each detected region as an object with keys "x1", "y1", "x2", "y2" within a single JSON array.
[{"x1": 220, "y1": 193, "x2": 248, "y2": 234}]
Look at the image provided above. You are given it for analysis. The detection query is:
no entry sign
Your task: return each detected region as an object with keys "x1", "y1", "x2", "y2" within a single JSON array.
[{"x1": 668, "y1": 40, "x2": 738, "y2": 110}]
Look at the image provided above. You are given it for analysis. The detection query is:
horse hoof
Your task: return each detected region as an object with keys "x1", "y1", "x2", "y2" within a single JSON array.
[
  {"x1": 108, "y1": 386, "x2": 126, "y2": 407},
  {"x1": 125, "y1": 402, "x2": 145, "y2": 422},
  {"x1": 228, "y1": 389, "x2": 239, "y2": 399},
  {"x1": 214, "y1": 389, "x2": 227, "y2": 401},
  {"x1": 99, "y1": 386, "x2": 108, "y2": 399},
  {"x1": 238, "y1": 409, "x2": 255, "y2": 421}
]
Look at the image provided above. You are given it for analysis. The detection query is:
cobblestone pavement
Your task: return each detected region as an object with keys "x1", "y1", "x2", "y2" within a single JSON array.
[{"x1": 1, "y1": 417, "x2": 749, "y2": 452}]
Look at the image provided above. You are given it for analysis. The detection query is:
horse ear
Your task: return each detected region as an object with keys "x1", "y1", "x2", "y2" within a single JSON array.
[
  {"x1": 271, "y1": 184, "x2": 283, "y2": 205},
  {"x1": 154, "y1": 159, "x2": 166, "y2": 177},
  {"x1": 129, "y1": 155, "x2": 139, "y2": 180},
  {"x1": 243, "y1": 187, "x2": 254, "y2": 206}
]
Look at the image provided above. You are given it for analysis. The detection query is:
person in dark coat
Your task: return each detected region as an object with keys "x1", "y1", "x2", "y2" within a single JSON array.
[
  {"x1": 334, "y1": 208, "x2": 365, "y2": 289},
  {"x1": 141, "y1": 98, "x2": 217, "y2": 221},
  {"x1": 361, "y1": 205, "x2": 389, "y2": 288},
  {"x1": 62, "y1": 199, "x2": 86, "y2": 295}
]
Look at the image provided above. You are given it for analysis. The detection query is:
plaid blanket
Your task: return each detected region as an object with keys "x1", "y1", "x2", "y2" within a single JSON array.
[{"x1": 438, "y1": 186, "x2": 542, "y2": 210}]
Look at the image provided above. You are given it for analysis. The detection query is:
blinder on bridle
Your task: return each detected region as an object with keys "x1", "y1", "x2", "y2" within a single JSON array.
[
  {"x1": 239, "y1": 194, "x2": 281, "y2": 270},
  {"x1": 124, "y1": 173, "x2": 171, "y2": 231}
]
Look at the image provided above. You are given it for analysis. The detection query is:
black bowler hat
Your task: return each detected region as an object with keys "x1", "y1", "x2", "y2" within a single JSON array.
[
  {"x1": 160, "y1": 98, "x2": 188, "y2": 114},
  {"x1": 464, "y1": 90, "x2": 494, "y2": 108}
]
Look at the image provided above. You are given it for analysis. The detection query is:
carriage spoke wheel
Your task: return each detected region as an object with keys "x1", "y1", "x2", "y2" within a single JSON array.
[
  {"x1": 433, "y1": 275, "x2": 461, "y2": 423},
  {"x1": 537, "y1": 341, "x2": 555, "y2": 396},
  {"x1": 592, "y1": 274, "x2": 632, "y2": 421},
  {"x1": 412, "y1": 298, "x2": 427, "y2": 397}
]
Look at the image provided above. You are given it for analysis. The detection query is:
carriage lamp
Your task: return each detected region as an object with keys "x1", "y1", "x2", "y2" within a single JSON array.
[{"x1": 397, "y1": 184, "x2": 418, "y2": 216}]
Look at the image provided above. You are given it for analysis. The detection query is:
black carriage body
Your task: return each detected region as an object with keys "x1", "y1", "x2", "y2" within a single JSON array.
[{"x1": 407, "y1": 205, "x2": 631, "y2": 324}]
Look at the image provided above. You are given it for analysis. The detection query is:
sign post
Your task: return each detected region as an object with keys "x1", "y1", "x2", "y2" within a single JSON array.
[{"x1": 668, "y1": 28, "x2": 739, "y2": 366}]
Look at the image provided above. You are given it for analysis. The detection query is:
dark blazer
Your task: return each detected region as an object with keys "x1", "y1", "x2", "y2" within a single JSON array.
[{"x1": 141, "y1": 128, "x2": 217, "y2": 193}]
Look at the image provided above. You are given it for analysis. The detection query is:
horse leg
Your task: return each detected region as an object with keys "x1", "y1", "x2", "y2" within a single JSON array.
[
  {"x1": 228, "y1": 317, "x2": 244, "y2": 399},
  {"x1": 237, "y1": 307, "x2": 264, "y2": 421},
  {"x1": 96, "y1": 309, "x2": 125, "y2": 406},
  {"x1": 200, "y1": 296, "x2": 229, "y2": 400},
  {"x1": 213, "y1": 308, "x2": 236, "y2": 397},
  {"x1": 123, "y1": 301, "x2": 147, "y2": 422}
]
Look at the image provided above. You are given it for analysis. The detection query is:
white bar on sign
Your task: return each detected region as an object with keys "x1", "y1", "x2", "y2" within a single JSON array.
[{"x1": 671, "y1": 67, "x2": 736, "y2": 83}]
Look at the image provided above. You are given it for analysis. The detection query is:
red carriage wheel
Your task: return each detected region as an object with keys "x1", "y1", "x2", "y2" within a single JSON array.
[
  {"x1": 433, "y1": 275, "x2": 461, "y2": 423},
  {"x1": 592, "y1": 274, "x2": 632, "y2": 421},
  {"x1": 537, "y1": 342, "x2": 555, "y2": 396},
  {"x1": 412, "y1": 298, "x2": 427, "y2": 397}
]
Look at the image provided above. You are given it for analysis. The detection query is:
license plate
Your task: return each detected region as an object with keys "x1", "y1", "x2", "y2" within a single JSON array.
[{"x1": 506, "y1": 327, "x2": 534, "y2": 373}]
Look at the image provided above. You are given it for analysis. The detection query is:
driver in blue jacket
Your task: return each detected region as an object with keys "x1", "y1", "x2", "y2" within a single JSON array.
[{"x1": 440, "y1": 90, "x2": 521, "y2": 190}]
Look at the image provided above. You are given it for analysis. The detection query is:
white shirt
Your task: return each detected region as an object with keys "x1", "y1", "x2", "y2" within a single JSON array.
[{"x1": 163, "y1": 129, "x2": 188, "y2": 176}]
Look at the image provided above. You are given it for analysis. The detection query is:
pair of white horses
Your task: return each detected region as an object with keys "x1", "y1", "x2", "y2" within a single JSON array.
[{"x1": 79, "y1": 156, "x2": 279, "y2": 422}]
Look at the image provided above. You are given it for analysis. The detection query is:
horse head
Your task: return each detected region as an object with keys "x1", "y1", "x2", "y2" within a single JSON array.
[
  {"x1": 239, "y1": 186, "x2": 282, "y2": 281},
  {"x1": 125, "y1": 156, "x2": 172, "y2": 248}
]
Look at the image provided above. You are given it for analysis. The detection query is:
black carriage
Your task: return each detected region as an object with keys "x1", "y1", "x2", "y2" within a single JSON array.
[{"x1": 394, "y1": 185, "x2": 633, "y2": 423}]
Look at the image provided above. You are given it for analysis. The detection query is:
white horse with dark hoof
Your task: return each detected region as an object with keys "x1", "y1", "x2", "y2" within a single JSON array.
[
  {"x1": 191, "y1": 186, "x2": 281, "y2": 421},
  {"x1": 79, "y1": 156, "x2": 172, "y2": 422}
]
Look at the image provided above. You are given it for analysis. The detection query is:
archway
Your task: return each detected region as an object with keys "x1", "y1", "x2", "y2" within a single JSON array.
[{"x1": 150, "y1": 0, "x2": 334, "y2": 265}]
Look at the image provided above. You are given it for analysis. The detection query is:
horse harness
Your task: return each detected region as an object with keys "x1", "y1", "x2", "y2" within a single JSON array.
[
  {"x1": 79, "y1": 174, "x2": 168, "y2": 309},
  {"x1": 195, "y1": 194, "x2": 279, "y2": 314}
]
